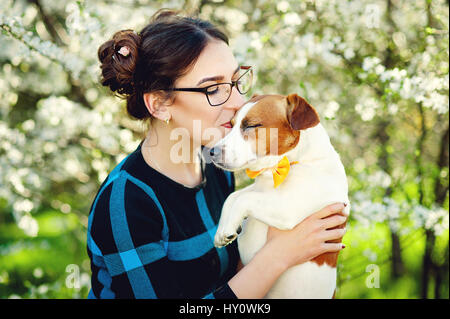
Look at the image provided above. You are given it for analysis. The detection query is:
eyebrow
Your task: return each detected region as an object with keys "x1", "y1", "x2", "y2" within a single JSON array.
[{"x1": 196, "y1": 65, "x2": 241, "y2": 86}]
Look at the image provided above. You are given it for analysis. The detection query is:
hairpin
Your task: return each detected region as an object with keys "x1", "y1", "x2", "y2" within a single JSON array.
[{"x1": 117, "y1": 46, "x2": 130, "y2": 57}]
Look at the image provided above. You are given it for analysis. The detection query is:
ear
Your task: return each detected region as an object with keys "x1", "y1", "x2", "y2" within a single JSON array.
[
  {"x1": 143, "y1": 91, "x2": 171, "y2": 121},
  {"x1": 286, "y1": 93, "x2": 320, "y2": 130}
]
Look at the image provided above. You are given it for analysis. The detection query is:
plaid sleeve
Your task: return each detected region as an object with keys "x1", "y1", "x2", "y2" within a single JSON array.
[
  {"x1": 88, "y1": 171, "x2": 237, "y2": 299},
  {"x1": 202, "y1": 283, "x2": 237, "y2": 299}
]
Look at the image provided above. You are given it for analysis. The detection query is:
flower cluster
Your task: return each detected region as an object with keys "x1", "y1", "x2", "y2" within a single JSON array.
[
  {"x1": 0, "y1": 13, "x2": 85, "y2": 79},
  {"x1": 351, "y1": 191, "x2": 449, "y2": 237}
]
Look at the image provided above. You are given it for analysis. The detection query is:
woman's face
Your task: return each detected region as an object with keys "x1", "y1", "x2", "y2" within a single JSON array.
[{"x1": 168, "y1": 39, "x2": 248, "y2": 148}]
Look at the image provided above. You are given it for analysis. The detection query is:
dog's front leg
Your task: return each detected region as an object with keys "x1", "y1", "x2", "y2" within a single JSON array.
[
  {"x1": 214, "y1": 190, "x2": 254, "y2": 248},
  {"x1": 214, "y1": 191, "x2": 292, "y2": 247}
]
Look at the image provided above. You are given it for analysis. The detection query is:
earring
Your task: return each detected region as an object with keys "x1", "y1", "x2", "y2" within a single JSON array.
[{"x1": 165, "y1": 117, "x2": 170, "y2": 125}]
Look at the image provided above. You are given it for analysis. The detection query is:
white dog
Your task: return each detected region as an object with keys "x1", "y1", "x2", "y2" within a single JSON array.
[{"x1": 210, "y1": 93, "x2": 350, "y2": 299}]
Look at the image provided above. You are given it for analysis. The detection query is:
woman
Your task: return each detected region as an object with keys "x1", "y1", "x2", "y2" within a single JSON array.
[{"x1": 87, "y1": 8, "x2": 347, "y2": 299}]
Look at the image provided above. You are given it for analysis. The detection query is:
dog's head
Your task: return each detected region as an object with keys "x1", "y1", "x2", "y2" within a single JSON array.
[{"x1": 210, "y1": 93, "x2": 320, "y2": 171}]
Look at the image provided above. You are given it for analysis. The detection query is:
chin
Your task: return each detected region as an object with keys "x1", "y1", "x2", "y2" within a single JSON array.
[
  {"x1": 204, "y1": 127, "x2": 229, "y2": 145},
  {"x1": 210, "y1": 160, "x2": 241, "y2": 172},
  {"x1": 220, "y1": 125, "x2": 232, "y2": 137}
]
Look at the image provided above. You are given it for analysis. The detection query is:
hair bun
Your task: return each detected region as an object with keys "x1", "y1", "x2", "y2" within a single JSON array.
[
  {"x1": 98, "y1": 29, "x2": 141, "y2": 96},
  {"x1": 151, "y1": 8, "x2": 181, "y2": 22}
]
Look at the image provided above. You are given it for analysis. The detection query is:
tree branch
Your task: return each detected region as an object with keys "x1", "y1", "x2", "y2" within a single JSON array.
[{"x1": 28, "y1": 0, "x2": 64, "y2": 46}]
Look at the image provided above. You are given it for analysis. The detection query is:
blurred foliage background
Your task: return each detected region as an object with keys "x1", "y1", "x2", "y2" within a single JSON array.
[{"x1": 0, "y1": 0, "x2": 448, "y2": 299}]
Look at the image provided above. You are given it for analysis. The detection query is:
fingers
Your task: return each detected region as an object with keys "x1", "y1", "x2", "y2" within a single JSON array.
[
  {"x1": 321, "y1": 227, "x2": 347, "y2": 241},
  {"x1": 315, "y1": 202, "x2": 346, "y2": 219},
  {"x1": 321, "y1": 214, "x2": 347, "y2": 230},
  {"x1": 321, "y1": 242, "x2": 346, "y2": 253}
]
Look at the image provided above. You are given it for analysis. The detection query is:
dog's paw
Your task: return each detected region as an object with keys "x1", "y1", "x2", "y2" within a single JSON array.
[
  {"x1": 214, "y1": 224, "x2": 242, "y2": 248},
  {"x1": 214, "y1": 199, "x2": 246, "y2": 248}
]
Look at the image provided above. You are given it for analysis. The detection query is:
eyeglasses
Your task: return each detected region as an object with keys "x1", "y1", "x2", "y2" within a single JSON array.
[{"x1": 162, "y1": 66, "x2": 253, "y2": 107}]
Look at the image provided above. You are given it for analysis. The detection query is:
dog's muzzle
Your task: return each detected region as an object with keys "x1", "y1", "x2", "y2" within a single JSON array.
[{"x1": 209, "y1": 146, "x2": 222, "y2": 162}]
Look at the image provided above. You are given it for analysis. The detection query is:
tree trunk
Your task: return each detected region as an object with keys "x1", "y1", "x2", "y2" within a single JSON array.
[
  {"x1": 374, "y1": 118, "x2": 405, "y2": 278},
  {"x1": 429, "y1": 123, "x2": 449, "y2": 298},
  {"x1": 377, "y1": 0, "x2": 405, "y2": 279},
  {"x1": 434, "y1": 242, "x2": 449, "y2": 298},
  {"x1": 419, "y1": 0, "x2": 449, "y2": 299},
  {"x1": 421, "y1": 229, "x2": 436, "y2": 298}
]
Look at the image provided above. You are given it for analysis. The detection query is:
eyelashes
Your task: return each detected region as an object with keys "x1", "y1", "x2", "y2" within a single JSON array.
[{"x1": 243, "y1": 123, "x2": 262, "y2": 131}]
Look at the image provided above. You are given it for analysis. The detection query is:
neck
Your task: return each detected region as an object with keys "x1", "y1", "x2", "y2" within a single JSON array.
[{"x1": 142, "y1": 119, "x2": 202, "y2": 186}]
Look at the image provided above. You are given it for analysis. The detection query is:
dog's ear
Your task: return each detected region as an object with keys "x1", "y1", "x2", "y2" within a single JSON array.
[{"x1": 286, "y1": 93, "x2": 320, "y2": 130}]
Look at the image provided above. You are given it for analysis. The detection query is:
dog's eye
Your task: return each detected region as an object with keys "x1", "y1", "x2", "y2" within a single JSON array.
[{"x1": 245, "y1": 124, "x2": 262, "y2": 131}]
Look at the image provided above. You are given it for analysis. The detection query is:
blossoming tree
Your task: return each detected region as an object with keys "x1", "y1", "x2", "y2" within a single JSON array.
[{"x1": 0, "y1": 0, "x2": 448, "y2": 298}]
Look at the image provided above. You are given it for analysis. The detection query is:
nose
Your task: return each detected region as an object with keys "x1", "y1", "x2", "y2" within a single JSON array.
[{"x1": 209, "y1": 146, "x2": 222, "y2": 161}]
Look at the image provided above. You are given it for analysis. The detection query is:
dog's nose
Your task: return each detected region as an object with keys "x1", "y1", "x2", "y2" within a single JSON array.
[{"x1": 209, "y1": 147, "x2": 222, "y2": 159}]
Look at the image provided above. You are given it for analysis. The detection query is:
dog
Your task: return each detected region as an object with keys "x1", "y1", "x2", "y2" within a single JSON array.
[{"x1": 210, "y1": 93, "x2": 350, "y2": 299}]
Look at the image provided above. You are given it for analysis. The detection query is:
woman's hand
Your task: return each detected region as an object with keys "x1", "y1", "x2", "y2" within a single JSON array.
[{"x1": 265, "y1": 202, "x2": 348, "y2": 270}]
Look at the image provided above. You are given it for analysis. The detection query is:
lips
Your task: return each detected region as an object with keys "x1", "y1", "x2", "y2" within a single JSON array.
[{"x1": 221, "y1": 121, "x2": 232, "y2": 128}]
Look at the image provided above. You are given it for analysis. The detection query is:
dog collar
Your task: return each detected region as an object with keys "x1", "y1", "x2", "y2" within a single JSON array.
[{"x1": 245, "y1": 155, "x2": 299, "y2": 188}]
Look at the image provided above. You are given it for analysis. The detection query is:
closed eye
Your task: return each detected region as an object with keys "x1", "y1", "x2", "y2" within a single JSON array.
[{"x1": 244, "y1": 124, "x2": 262, "y2": 131}]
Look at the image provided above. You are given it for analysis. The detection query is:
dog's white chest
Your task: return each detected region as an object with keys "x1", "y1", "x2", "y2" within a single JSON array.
[{"x1": 237, "y1": 217, "x2": 336, "y2": 298}]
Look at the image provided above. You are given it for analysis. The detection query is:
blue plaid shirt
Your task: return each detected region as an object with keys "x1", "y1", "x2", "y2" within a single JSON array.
[{"x1": 86, "y1": 141, "x2": 239, "y2": 299}]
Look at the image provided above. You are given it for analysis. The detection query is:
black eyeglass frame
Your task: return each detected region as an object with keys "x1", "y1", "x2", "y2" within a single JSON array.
[{"x1": 161, "y1": 66, "x2": 253, "y2": 107}]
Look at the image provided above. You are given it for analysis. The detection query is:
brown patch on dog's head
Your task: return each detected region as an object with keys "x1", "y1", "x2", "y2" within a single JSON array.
[
  {"x1": 248, "y1": 93, "x2": 268, "y2": 104},
  {"x1": 237, "y1": 95, "x2": 299, "y2": 156},
  {"x1": 286, "y1": 93, "x2": 320, "y2": 131},
  {"x1": 230, "y1": 94, "x2": 266, "y2": 128}
]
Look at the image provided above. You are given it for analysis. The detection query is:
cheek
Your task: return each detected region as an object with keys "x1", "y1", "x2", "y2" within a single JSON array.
[
  {"x1": 200, "y1": 112, "x2": 228, "y2": 145},
  {"x1": 201, "y1": 108, "x2": 229, "y2": 142},
  {"x1": 184, "y1": 99, "x2": 221, "y2": 129},
  {"x1": 206, "y1": 109, "x2": 223, "y2": 128},
  {"x1": 175, "y1": 96, "x2": 220, "y2": 141},
  {"x1": 245, "y1": 128, "x2": 273, "y2": 156},
  {"x1": 221, "y1": 130, "x2": 257, "y2": 166},
  {"x1": 176, "y1": 94, "x2": 211, "y2": 122},
  {"x1": 245, "y1": 126, "x2": 299, "y2": 156},
  {"x1": 273, "y1": 128, "x2": 300, "y2": 155},
  {"x1": 202, "y1": 127, "x2": 226, "y2": 146}
]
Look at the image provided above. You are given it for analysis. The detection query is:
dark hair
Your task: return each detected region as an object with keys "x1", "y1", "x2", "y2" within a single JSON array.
[{"x1": 97, "y1": 8, "x2": 229, "y2": 121}]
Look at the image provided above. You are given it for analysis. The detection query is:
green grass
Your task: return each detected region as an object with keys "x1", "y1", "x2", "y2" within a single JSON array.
[
  {"x1": 0, "y1": 205, "x2": 447, "y2": 298},
  {"x1": 335, "y1": 222, "x2": 448, "y2": 299},
  {"x1": 0, "y1": 210, "x2": 90, "y2": 298}
]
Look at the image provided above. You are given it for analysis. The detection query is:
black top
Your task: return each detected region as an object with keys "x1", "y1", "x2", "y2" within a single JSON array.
[{"x1": 86, "y1": 139, "x2": 239, "y2": 299}]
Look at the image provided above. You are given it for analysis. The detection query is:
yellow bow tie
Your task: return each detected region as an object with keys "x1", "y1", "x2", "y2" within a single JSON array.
[{"x1": 245, "y1": 155, "x2": 299, "y2": 188}]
